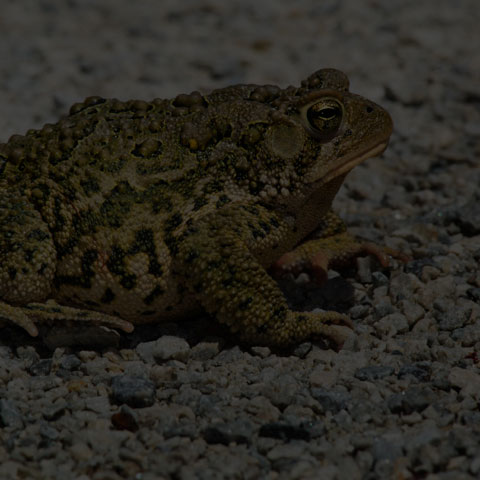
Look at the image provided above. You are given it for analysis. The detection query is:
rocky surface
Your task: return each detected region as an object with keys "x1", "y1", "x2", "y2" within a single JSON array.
[{"x1": 1, "y1": 0, "x2": 479, "y2": 479}]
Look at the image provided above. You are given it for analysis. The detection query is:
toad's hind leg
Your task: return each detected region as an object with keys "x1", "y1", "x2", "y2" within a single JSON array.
[
  {"x1": 0, "y1": 300, "x2": 134, "y2": 337},
  {"x1": 0, "y1": 189, "x2": 134, "y2": 336}
]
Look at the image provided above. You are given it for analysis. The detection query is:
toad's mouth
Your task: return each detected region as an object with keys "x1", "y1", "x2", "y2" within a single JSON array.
[{"x1": 309, "y1": 140, "x2": 390, "y2": 185}]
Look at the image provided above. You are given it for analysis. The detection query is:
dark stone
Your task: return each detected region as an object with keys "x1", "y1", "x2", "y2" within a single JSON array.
[
  {"x1": 259, "y1": 422, "x2": 311, "y2": 441},
  {"x1": 39, "y1": 422, "x2": 59, "y2": 440},
  {"x1": 0, "y1": 399, "x2": 24, "y2": 429},
  {"x1": 163, "y1": 423, "x2": 197, "y2": 440},
  {"x1": 372, "y1": 271, "x2": 389, "y2": 287},
  {"x1": 111, "y1": 375, "x2": 156, "y2": 408},
  {"x1": 387, "y1": 387, "x2": 436, "y2": 414},
  {"x1": 111, "y1": 405, "x2": 139, "y2": 432},
  {"x1": 292, "y1": 342, "x2": 312, "y2": 359},
  {"x1": 454, "y1": 199, "x2": 480, "y2": 236},
  {"x1": 434, "y1": 304, "x2": 471, "y2": 331},
  {"x1": 398, "y1": 363, "x2": 431, "y2": 382},
  {"x1": 58, "y1": 354, "x2": 82, "y2": 371},
  {"x1": 459, "y1": 410, "x2": 480, "y2": 426},
  {"x1": 372, "y1": 437, "x2": 404, "y2": 463},
  {"x1": 374, "y1": 301, "x2": 395, "y2": 318},
  {"x1": 354, "y1": 365, "x2": 395, "y2": 381},
  {"x1": 202, "y1": 420, "x2": 253, "y2": 445},
  {"x1": 466, "y1": 287, "x2": 480, "y2": 302},
  {"x1": 311, "y1": 388, "x2": 350, "y2": 413},
  {"x1": 404, "y1": 258, "x2": 437, "y2": 276},
  {"x1": 43, "y1": 400, "x2": 67, "y2": 421},
  {"x1": 28, "y1": 359, "x2": 52, "y2": 376}
]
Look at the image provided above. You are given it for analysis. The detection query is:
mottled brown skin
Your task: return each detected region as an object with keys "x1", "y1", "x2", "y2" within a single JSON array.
[{"x1": 0, "y1": 69, "x2": 394, "y2": 347}]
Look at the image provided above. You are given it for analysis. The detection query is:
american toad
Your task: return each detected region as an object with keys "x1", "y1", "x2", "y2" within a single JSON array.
[{"x1": 0, "y1": 69, "x2": 395, "y2": 348}]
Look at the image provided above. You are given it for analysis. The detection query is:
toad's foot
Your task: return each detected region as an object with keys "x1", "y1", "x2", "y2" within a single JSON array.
[
  {"x1": 262, "y1": 310, "x2": 354, "y2": 349},
  {"x1": 272, "y1": 232, "x2": 409, "y2": 285},
  {"x1": 0, "y1": 300, "x2": 134, "y2": 337}
]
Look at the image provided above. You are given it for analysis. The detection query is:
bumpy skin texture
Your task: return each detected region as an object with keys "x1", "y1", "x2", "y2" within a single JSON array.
[{"x1": 0, "y1": 69, "x2": 393, "y2": 347}]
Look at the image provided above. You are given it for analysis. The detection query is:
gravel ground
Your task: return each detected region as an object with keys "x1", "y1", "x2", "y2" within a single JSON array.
[{"x1": 1, "y1": 0, "x2": 480, "y2": 479}]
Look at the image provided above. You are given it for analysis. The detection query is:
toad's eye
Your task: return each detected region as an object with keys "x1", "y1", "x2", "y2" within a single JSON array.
[{"x1": 304, "y1": 97, "x2": 344, "y2": 142}]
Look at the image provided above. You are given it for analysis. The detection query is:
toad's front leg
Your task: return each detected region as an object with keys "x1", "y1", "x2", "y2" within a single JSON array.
[
  {"x1": 272, "y1": 210, "x2": 409, "y2": 284},
  {"x1": 175, "y1": 204, "x2": 353, "y2": 348}
]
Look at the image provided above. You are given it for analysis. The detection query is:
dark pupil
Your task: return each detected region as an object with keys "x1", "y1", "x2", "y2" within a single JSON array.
[{"x1": 317, "y1": 107, "x2": 339, "y2": 119}]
